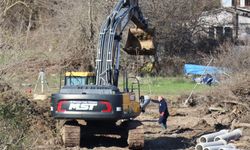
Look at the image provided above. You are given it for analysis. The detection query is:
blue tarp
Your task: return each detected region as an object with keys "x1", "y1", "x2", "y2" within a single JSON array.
[{"x1": 184, "y1": 64, "x2": 223, "y2": 75}]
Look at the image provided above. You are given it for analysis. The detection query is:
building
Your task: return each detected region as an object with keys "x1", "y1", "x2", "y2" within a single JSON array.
[
  {"x1": 221, "y1": 0, "x2": 250, "y2": 15},
  {"x1": 195, "y1": 1, "x2": 250, "y2": 42},
  {"x1": 221, "y1": 0, "x2": 250, "y2": 7},
  {"x1": 200, "y1": 8, "x2": 250, "y2": 42}
]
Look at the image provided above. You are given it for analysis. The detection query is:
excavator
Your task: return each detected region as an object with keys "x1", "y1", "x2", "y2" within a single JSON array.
[{"x1": 51, "y1": 0, "x2": 155, "y2": 149}]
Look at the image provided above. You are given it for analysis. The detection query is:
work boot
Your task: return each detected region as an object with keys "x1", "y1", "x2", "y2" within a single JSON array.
[{"x1": 160, "y1": 123, "x2": 167, "y2": 129}]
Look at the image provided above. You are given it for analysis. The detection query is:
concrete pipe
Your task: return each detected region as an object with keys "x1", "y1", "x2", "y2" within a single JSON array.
[
  {"x1": 199, "y1": 130, "x2": 229, "y2": 143},
  {"x1": 214, "y1": 129, "x2": 242, "y2": 142},
  {"x1": 204, "y1": 144, "x2": 236, "y2": 150},
  {"x1": 219, "y1": 144, "x2": 237, "y2": 150},
  {"x1": 195, "y1": 140, "x2": 227, "y2": 150},
  {"x1": 204, "y1": 146, "x2": 222, "y2": 150}
]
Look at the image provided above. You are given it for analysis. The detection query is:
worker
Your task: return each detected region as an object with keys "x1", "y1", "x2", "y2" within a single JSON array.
[
  {"x1": 157, "y1": 96, "x2": 169, "y2": 129},
  {"x1": 140, "y1": 95, "x2": 151, "y2": 113},
  {"x1": 203, "y1": 74, "x2": 213, "y2": 86}
]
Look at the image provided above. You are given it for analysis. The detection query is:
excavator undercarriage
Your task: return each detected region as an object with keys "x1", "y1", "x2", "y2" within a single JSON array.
[{"x1": 61, "y1": 120, "x2": 144, "y2": 149}]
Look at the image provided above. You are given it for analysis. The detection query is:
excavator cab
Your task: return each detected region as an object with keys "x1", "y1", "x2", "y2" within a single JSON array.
[
  {"x1": 124, "y1": 28, "x2": 155, "y2": 55},
  {"x1": 64, "y1": 72, "x2": 95, "y2": 86}
]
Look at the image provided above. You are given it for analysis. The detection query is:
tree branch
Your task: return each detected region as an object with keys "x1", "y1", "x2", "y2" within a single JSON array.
[{"x1": 3, "y1": 1, "x2": 29, "y2": 16}]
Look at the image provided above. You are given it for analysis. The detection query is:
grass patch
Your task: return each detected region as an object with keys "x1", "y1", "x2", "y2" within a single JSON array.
[
  {"x1": 139, "y1": 76, "x2": 209, "y2": 98},
  {"x1": 33, "y1": 74, "x2": 209, "y2": 100}
]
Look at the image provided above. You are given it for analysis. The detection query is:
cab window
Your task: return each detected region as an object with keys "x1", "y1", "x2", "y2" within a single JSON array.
[
  {"x1": 87, "y1": 76, "x2": 96, "y2": 85},
  {"x1": 65, "y1": 76, "x2": 87, "y2": 86}
]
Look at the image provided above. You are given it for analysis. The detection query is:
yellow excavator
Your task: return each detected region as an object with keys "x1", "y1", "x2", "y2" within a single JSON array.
[{"x1": 51, "y1": 0, "x2": 155, "y2": 149}]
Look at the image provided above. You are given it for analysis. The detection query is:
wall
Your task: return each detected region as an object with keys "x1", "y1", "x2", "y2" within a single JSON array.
[{"x1": 240, "y1": 0, "x2": 246, "y2": 7}]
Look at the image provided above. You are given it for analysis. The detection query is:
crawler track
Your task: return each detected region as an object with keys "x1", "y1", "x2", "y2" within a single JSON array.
[
  {"x1": 61, "y1": 120, "x2": 80, "y2": 147},
  {"x1": 127, "y1": 120, "x2": 144, "y2": 149},
  {"x1": 60, "y1": 120, "x2": 144, "y2": 149}
]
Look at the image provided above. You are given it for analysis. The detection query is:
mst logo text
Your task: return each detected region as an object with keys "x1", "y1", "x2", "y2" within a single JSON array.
[{"x1": 69, "y1": 101, "x2": 98, "y2": 111}]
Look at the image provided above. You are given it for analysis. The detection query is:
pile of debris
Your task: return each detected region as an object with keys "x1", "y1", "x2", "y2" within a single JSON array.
[
  {"x1": 180, "y1": 73, "x2": 250, "y2": 122},
  {"x1": 0, "y1": 80, "x2": 57, "y2": 149},
  {"x1": 176, "y1": 73, "x2": 250, "y2": 149},
  {"x1": 195, "y1": 129, "x2": 242, "y2": 150}
]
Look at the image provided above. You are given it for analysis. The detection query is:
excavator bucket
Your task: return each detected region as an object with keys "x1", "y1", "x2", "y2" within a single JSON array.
[{"x1": 124, "y1": 28, "x2": 155, "y2": 55}]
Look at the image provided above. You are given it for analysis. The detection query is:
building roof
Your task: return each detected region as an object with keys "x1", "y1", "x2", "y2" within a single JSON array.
[{"x1": 200, "y1": 9, "x2": 233, "y2": 27}]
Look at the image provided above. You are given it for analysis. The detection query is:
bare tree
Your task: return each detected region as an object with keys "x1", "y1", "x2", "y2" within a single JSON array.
[{"x1": 0, "y1": 0, "x2": 221, "y2": 77}]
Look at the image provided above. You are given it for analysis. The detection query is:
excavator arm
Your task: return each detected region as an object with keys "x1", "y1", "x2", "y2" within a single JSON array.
[{"x1": 95, "y1": 0, "x2": 155, "y2": 86}]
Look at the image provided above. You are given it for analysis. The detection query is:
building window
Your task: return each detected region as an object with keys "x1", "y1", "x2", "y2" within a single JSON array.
[
  {"x1": 246, "y1": 0, "x2": 250, "y2": 6},
  {"x1": 232, "y1": 0, "x2": 235, "y2": 6}
]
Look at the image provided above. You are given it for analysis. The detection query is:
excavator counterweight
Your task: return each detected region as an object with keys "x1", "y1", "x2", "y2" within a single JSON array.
[{"x1": 124, "y1": 28, "x2": 155, "y2": 55}]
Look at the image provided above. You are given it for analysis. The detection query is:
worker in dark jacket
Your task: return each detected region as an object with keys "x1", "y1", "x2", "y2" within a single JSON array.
[{"x1": 158, "y1": 96, "x2": 169, "y2": 129}]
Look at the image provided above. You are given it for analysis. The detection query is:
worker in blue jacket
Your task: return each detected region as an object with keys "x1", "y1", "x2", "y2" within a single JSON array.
[{"x1": 158, "y1": 96, "x2": 169, "y2": 129}]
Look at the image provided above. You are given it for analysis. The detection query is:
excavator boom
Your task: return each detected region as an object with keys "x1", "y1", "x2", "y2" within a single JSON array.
[{"x1": 95, "y1": 0, "x2": 155, "y2": 86}]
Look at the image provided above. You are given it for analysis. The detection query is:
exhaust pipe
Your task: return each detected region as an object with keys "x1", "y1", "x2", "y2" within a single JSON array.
[
  {"x1": 199, "y1": 130, "x2": 229, "y2": 143},
  {"x1": 214, "y1": 129, "x2": 242, "y2": 142}
]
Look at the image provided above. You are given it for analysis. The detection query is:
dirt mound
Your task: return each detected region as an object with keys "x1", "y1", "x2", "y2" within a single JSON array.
[
  {"x1": 0, "y1": 80, "x2": 57, "y2": 149},
  {"x1": 232, "y1": 77, "x2": 250, "y2": 98},
  {"x1": 193, "y1": 119, "x2": 211, "y2": 129}
]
